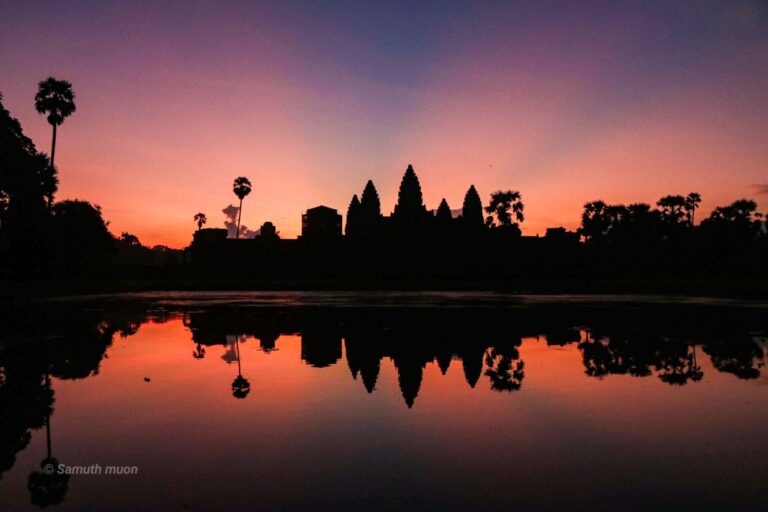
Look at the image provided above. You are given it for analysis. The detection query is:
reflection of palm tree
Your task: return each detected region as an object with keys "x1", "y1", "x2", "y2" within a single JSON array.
[
  {"x1": 232, "y1": 177, "x2": 252, "y2": 239},
  {"x1": 192, "y1": 343, "x2": 206, "y2": 359},
  {"x1": 28, "y1": 374, "x2": 70, "y2": 508},
  {"x1": 689, "y1": 344, "x2": 703, "y2": 382},
  {"x1": 657, "y1": 343, "x2": 704, "y2": 385},
  {"x1": 484, "y1": 347, "x2": 525, "y2": 392},
  {"x1": 231, "y1": 336, "x2": 250, "y2": 399}
]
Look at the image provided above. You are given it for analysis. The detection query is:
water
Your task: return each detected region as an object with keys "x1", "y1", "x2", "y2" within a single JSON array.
[{"x1": 0, "y1": 292, "x2": 766, "y2": 511}]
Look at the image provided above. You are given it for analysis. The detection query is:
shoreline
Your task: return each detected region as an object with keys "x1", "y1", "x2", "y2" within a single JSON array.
[{"x1": 2, "y1": 275, "x2": 767, "y2": 300}]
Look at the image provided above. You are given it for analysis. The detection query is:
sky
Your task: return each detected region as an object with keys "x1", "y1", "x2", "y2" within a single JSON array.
[{"x1": 2, "y1": 0, "x2": 767, "y2": 247}]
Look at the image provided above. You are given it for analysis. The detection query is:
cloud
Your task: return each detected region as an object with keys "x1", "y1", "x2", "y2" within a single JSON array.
[
  {"x1": 222, "y1": 204, "x2": 258, "y2": 238},
  {"x1": 751, "y1": 184, "x2": 768, "y2": 195}
]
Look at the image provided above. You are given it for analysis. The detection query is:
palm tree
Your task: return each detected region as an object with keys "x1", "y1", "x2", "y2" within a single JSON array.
[
  {"x1": 684, "y1": 192, "x2": 701, "y2": 226},
  {"x1": 194, "y1": 212, "x2": 207, "y2": 231},
  {"x1": 232, "y1": 177, "x2": 252, "y2": 238},
  {"x1": 34, "y1": 77, "x2": 76, "y2": 177},
  {"x1": 656, "y1": 195, "x2": 687, "y2": 225},
  {"x1": 485, "y1": 190, "x2": 524, "y2": 227}
]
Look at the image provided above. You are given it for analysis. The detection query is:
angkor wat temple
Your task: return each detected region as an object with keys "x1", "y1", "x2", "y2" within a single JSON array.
[{"x1": 189, "y1": 165, "x2": 577, "y2": 280}]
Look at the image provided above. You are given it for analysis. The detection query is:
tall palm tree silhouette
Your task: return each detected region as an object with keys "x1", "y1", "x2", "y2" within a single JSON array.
[
  {"x1": 194, "y1": 212, "x2": 207, "y2": 231},
  {"x1": 685, "y1": 192, "x2": 701, "y2": 226},
  {"x1": 232, "y1": 177, "x2": 252, "y2": 238},
  {"x1": 35, "y1": 77, "x2": 76, "y2": 205}
]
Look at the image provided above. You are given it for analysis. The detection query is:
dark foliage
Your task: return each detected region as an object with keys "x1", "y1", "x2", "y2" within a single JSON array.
[
  {"x1": 48, "y1": 200, "x2": 114, "y2": 274},
  {"x1": 0, "y1": 94, "x2": 57, "y2": 276}
]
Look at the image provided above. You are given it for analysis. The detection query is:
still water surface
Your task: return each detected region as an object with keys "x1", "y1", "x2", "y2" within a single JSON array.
[{"x1": 0, "y1": 292, "x2": 766, "y2": 511}]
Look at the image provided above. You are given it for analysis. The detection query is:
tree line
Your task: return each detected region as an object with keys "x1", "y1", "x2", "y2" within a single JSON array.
[
  {"x1": 1, "y1": 79, "x2": 183, "y2": 278},
  {"x1": 2, "y1": 78, "x2": 766, "y2": 282}
]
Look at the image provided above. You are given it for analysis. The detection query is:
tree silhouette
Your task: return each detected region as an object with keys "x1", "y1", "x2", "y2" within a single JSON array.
[
  {"x1": 0, "y1": 94, "x2": 55, "y2": 275},
  {"x1": 119, "y1": 232, "x2": 140, "y2": 246},
  {"x1": 232, "y1": 177, "x2": 252, "y2": 239},
  {"x1": 708, "y1": 199, "x2": 759, "y2": 223},
  {"x1": 485, "y1": 190, "x2": 524, "y2": 228},
  {"x1": 579, "y1": 200, "x2": 610, "y2": 242},
  {"x1": 609, "y1": 203, "x2": 661, "y2": 246},
  {"x1": 684, "y1": 192, "x2": 701, "y2": 226},
  {"x1": 34, "y1": 78, "x2": 75, "y2": 206},
  {"x1": 702, "y1": 199, "x2": 763, "y2": 241},
  {"x1": 194, "y1": 212, "x2": 207, "y2": 231},
  {"x1": 48, "y1": 200, "x2": 114, "y2": 274},
  {"x1": 1, "y1": 95, "x2": 57, "y2": 208},
  {"x1": 259, "y1": 221, "x2": 279, "y2": 239},
  {"x1": 657, "y1": 195, "x2": 687, "y2": 225},
  {"x1": 579, "y1": 201, "x2": 642, "y2": 244}
]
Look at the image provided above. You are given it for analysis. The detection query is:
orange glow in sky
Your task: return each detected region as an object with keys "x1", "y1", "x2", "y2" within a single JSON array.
[{"x1": 2, "y1": 1, "x2": 767, "y2": 247}]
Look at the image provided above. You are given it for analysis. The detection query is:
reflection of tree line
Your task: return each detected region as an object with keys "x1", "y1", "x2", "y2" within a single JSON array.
[
  {"x1": 183, "y1": 308, "x2": 766, "y2": 406},
  {"x1": 0, "y1": 305, "x2": 148, "y2": 507},
  {"x1": 0, "y1": 304, "x2": 765, "y2": 507},
  {"x1": 577, "y1": 332, "x2": 764, "y2": 384}
]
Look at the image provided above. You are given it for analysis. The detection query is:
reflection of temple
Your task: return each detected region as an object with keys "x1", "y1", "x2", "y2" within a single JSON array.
[
  {"x1": 187, "y1": 312, "x2": 286, "y2": 355},
  {"x1": 0, "y1": 300, "x2": 765, "y2": 496},
  {"x1": 181, "y1": 305, "x2": 767, "y2": 408},
  {"x1": 184, "y1": 308, "x2": 526, "y2": 407},
  {"x1": 301, "y1": 324, "x2": 342, "y2": 368}
]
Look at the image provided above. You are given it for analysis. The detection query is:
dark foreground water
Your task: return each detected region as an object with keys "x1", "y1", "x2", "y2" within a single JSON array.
[{"x1": 0, "y1": 292, "x2": 766, "y2": 511}]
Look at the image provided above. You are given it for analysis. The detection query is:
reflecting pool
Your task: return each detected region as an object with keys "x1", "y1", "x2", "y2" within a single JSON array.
[{"x1": 0, "y1": 293, "x2": 766, "y2": 511}]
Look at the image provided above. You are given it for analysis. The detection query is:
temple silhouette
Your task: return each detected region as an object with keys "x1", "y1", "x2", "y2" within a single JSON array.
[
  {"x1": 3, "y1": 84, "x2": 766, "y2": 286},
  {"x1": 188, "y1": 164, "x2": 581, "y2": 279},
  {"x1": 184, "y1": 163, "x2": 767, "y2": 284}
]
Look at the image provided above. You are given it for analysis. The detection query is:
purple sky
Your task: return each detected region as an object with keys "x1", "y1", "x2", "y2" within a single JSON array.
[{"x1": 2, "y1": 0, "x2": 767, "y2": 246}]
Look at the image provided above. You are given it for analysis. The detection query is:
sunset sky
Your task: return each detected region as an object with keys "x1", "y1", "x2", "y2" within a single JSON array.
[{"x1": 2, "y1": 0, "x2": 767, "y2": 247}]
